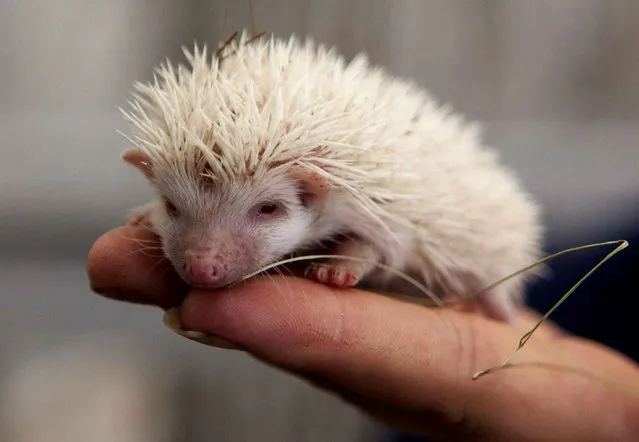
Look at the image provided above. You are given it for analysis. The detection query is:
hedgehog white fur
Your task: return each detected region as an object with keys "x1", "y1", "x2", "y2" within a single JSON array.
[{"x1": 120, "y1": 31, "x2": 543, "y2": 322}]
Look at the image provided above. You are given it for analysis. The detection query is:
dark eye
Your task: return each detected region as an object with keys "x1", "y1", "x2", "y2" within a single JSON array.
[
  {"x1": 259, "y1": 204, "x2": 278, "y2": 214},
  {"x1": 163, "y1": 197, "x2": 179, "y2": 217},
  {"x1": 251, "y1": 201, "x2": 285, "y2": 220}
]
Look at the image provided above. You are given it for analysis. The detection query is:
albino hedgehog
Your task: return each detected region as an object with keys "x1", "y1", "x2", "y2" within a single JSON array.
[{"x1": 120, "y1": 31, "x2": 543, "y2": 323}]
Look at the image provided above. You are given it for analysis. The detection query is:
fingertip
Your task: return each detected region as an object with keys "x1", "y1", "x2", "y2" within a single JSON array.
[
  {"x1": 86, "y1": 228, "x2": 122, "y2": 294},
  {"x1": 86, "y1": 225, "x2": 150, "y2": 291},
  {"x1": 86, "y1": 225, "x2": 188, "y2": 309}
]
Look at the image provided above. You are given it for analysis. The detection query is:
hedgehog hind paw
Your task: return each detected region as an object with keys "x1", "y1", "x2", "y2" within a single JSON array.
[
  {"x1": 304, "y1": 261, "x2": 362, "y2": 288},
  {"x1": 304, "y1": 237, "x2": 382, "y2": 288}
]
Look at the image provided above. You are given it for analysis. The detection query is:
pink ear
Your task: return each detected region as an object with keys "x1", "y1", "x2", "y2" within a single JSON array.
[
  {"x1": 289, "y1": 166, "x2": 330, "y2": 207},
  {"x1": 122, "y1": 148, "x2": 154, "y2": 181}
]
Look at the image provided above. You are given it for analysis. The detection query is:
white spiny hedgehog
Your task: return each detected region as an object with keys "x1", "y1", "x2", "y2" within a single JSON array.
[{"x1": 120, "y1": 31, "x2": 543, "y2": 323}]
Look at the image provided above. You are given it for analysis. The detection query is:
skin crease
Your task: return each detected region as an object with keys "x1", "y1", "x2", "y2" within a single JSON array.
[{"x1": 87, "y1": 225, "x2": 639, "y2": 442}]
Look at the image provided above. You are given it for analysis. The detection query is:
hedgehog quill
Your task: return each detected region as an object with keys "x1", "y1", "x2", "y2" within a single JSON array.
[{"x1": 119, "y1": 31, "x2": 543, "y2": 323}]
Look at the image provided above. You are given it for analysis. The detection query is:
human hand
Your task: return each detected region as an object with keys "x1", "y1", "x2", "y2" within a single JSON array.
[{"x1": 87, "y1": 225, "x2": 639, "y2": 442}]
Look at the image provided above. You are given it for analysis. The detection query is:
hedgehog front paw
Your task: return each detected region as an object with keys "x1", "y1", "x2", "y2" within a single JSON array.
[
  {"x1": 127, "y1": 203, "x2": 155, "y2": 228},
  {"x1": 305, "y1": 261, "x2": 362, "y2": 288},
  {"x1": 127, "y1": 211, "x2": 147, "y2": 226}
]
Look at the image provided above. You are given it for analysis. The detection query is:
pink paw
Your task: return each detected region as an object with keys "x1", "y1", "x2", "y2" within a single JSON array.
[
  {"x1": 127, "y1": 206, "x2": 153, "y2": 227},
  {"x1": 305, "y1": 262, "x2": 361, "y2": 288},
  {"x1": 127, "y1": 212, "x2": 146, "y2": 226}
]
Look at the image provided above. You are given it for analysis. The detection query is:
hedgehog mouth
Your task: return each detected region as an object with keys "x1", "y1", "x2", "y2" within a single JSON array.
[
  {"x1": 190, "y1": 282, "x2": 225, "y2": 289},
  {"x1": 186, "y1": 260, "x2": 303, "y2": 290},
  {"x1": 189, "y1": 272, "x2": 256, "y2": 290}
]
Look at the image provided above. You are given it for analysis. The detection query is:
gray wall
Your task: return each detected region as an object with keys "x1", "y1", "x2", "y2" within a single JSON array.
[{"x1": 1, "y1": 1, "x2": 638, "y2": 441}]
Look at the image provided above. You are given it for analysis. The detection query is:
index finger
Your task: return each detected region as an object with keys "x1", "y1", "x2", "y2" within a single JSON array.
[{"x1": 86, "y1": 225, "x2": 188, "y2": 309}]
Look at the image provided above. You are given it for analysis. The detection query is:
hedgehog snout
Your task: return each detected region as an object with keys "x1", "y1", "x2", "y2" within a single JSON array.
[{"x1": 182, "y1": 248, "x2": 228, "y2": 287}]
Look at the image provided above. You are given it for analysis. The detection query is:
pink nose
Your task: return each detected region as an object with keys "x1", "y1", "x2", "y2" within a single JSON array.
[{"x1": 183, "y1": 252, "x2": 225, "y2": 287}]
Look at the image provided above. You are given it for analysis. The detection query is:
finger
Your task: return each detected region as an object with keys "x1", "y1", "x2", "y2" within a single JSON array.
[
  {"x1": 87, "y1": 225, "x2": 188, "y2": 309},
  {"x1": 178, "y1": 276, "x2": 639, "y2": 440},
  {"x1": 177, "y1": 277, "x2": 527, "y2": 431}
]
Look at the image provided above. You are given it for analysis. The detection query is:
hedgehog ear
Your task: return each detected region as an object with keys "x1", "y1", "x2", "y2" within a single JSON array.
[
  {"x1": 122, "y1": 148, "x2": 154, "y2": 181},
  {"x1": 289, "y1": 167, "x2": 329, "y2": 207}
]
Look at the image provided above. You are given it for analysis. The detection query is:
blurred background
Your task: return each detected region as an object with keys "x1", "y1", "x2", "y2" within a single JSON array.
[{"x1": 1, "y1": 1, "x2": 638, "y2": 441}]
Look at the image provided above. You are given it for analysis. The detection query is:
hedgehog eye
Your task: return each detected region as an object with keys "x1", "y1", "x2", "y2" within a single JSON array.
[
  {"x1": 163, "y1": 197, "x2": 179, "y2": 217},
  {"x1": 259, "y1": 204, "x2": 278, "y2": 214},
  {"x1": 251, "y1": 201, "x2": 285, "y2": 220}
]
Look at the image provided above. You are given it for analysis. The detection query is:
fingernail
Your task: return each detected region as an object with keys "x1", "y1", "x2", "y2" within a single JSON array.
[
  {"x1": 89, "y1": 284, "x2": 112, "y2": 296},
  {"x1": 162, "y1": 307, "x2": 244, "y2": 350},
  {"x1": 92, "y1": 287, "x2": 128, "y2": 300}
]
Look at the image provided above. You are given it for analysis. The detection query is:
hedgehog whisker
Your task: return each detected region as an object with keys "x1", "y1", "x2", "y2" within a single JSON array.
[
  {"x1": 272, "y1": 266, "x2": 295, "y2": 312},
  {"x1": 149, "y1": 256, "x2": 172, "y2": 275},
  {"x1": 115, "y1": 229, "x2": 159, "y2": 245},
  {"x1": 127, "y1": 235, "x2": 161, "y2": 245}
]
